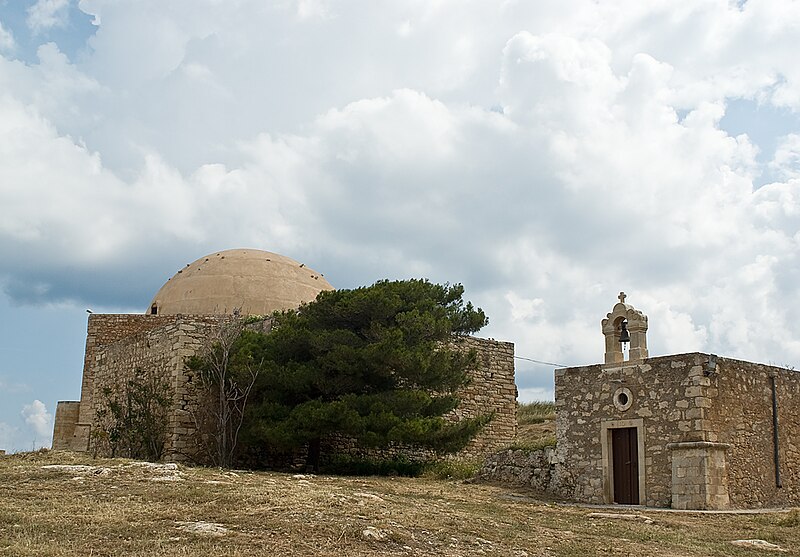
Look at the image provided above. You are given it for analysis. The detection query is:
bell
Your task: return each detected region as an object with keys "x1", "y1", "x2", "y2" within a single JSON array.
[{"x1": 619, "y1": 320, "x2": 631, "y2": 344}]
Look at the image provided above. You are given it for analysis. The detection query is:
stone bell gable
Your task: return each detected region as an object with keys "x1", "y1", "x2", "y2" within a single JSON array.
[{"x1": 601, "y1": 292, "x2": 648, "y2": 364}]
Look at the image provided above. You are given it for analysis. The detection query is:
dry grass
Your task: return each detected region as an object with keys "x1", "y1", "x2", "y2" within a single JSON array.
[
  {"x1": 515, "y1": 402, "x2": 556, "y2": 450},
  {"x1": 518, "y1": 402, "x2": 556, "y2": 425},
  {"x1": 1, "y1": 451, "x2": 799, "y2": 556}
]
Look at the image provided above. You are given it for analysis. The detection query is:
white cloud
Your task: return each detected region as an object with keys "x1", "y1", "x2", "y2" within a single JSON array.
[
  {"x1": 21, "y1": 399, "x2": 53, "y2": 441},
  {"x1": 296, "y1": 0, "x2": 329, "y2": 19},
  {"x1": 505, "y1": 292, "x2": 545, "y2": 322},
  {"x1": 396, "y1": 20, "x2": 412, "y2": 38},
  {"x1": 0, "y1": 21, "x2": 15, "y2": 53},
  {"x1": 518, "y1": 387, "x2": 555, "y2": 403},
  {"x1": 27, "y1": 0, "x2": 71, "y2": 32},
  {"x1": 1, "y1": 0, "x2": 800, "y2": 408},
  {"x1": 0, "y1": 400, "x2": 53, "y2": 452},
  {"x1": 769, "y1": 134, "x2": 800, "y2": 180}
]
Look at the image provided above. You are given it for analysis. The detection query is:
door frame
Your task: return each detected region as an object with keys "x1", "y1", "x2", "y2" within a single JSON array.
[{"x1": 601, "y1": 418, "x2": 645, "y2": 505}]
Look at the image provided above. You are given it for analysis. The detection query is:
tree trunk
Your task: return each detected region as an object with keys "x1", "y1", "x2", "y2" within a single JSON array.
[{"x1": 307, "y1": 437, "x2": 321, "y2": 473}]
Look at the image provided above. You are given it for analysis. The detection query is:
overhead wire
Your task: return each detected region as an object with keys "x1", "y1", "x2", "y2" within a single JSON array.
[{"x1": 514, "y1": 355, "x2": 569, "y2": 368}]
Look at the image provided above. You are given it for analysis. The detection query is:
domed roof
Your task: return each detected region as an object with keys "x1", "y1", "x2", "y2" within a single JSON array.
[{"x1": 148, "y1": 249, "x2": 333, "y2": 316}]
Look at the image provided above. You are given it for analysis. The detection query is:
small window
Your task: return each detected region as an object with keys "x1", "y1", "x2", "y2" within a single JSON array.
[
  {"x1": 150, "y1": 304, "x2": 158, "y2": 315},
  {"x1": 613, "y1": 387, "x2": 633, "y2": 411}
]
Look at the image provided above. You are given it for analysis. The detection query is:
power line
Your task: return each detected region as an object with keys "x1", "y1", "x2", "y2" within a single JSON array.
[{"x1": 514, "y1": 355, "x2": 570, "y2": 368}]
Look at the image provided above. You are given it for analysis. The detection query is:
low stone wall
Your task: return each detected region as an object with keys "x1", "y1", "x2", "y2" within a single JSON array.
[{"x1": 477, "y1": 447, "x2": 566, "y2": 495}]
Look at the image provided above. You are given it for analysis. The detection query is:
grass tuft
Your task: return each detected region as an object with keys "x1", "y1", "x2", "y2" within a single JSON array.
[
  {"x1": 517, "y1": 401, "x2": 556, "y2": 425},
  {"x1": 778, "y1": 508, "x2": 800, "y2": 527},
  {"x1": 513, "y1": 401, "x2": 556, "y2": 451},
  {"x1": 421, "y1": 460, "x2": 481, "y2": 480}
]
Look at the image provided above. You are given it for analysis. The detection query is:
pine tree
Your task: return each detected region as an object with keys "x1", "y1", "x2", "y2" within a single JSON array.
[{"x1": 239, "y1": 279, "x2": 490, "y2": 469}]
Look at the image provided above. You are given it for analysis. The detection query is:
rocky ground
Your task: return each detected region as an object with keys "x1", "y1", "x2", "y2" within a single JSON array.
[{"x1": 0, "y1": 450, "x2": 797, "y2": 556}]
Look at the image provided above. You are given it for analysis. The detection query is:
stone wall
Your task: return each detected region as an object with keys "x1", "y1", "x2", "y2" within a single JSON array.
[
  {"x1": 57, "y1": 315, "x2": 515, "y2": 464},
  {"x1": 52, "y1": 401, "x2": 80, "y2": 450},
  {"x1": 706, "y1": 358, "x2": 800, "y2": 507},
  {"x1": 87, "y1": 315, "x2": 228, "y2": 460},
  {"x1": 554, "y1": 352, "x2": 800, "y2": 509},
  {"x1": 477, "y1": 447, "x2": 561, "y2": 493},
  {"x1": 451, "y1": 337, "x2": 517, "y2": 459},
  {"x1": 53, "y1": 314, "x2": 178, "y2": 451},
  {"x1": 78, "y1": 315, "x2": 176, "y2": 426},
  {"x1": 325, "y1": 337, "x2": 517, "y2": 464}
]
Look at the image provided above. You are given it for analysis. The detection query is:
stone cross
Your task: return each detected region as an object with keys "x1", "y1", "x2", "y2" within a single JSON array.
[{"x1": 618, "y1": 291, "x2": 627, "y2": 304}]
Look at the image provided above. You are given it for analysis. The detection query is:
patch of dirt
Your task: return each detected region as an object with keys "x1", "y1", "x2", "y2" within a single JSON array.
[{"x1": 176, "y1": 521, "x2": 230, "y2": 537}]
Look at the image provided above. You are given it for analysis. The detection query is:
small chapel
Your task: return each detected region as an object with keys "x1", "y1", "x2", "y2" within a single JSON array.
[{"x1": 554, "y1": 293, "x2": 800, "y2": 509}]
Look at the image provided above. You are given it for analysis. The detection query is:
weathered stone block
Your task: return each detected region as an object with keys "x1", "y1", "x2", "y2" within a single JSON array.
[
  {"x1": 694, "y1": 396, "x2": 712, "y2": 408},
  {"x1": 684, "y1": 386, "x2": 704, "y2": 397}
]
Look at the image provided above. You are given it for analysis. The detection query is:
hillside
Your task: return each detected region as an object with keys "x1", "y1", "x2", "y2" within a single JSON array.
[
  {"x1": 0, "y1": 450, "x2": 797, "y2": 556},
  {"x1": 515, "y1": 401, "x2": 557, "y2": 450}
]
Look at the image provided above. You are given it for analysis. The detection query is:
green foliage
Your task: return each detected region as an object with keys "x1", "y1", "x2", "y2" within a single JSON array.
[
  {"x1": 318, "y1": 455, "x2": 481, "y2": 479},
  {"x1": 421, "y1": 459, "x2": 481, "y2": 480},
  {"x1": 93, "y1": 367, "x2": 172, "y2": 461},
  {"x1": 319, "y1": 455, "x2": 427, "y2": 477},
  {"x1": 238, "y1": 279, "x2": 491, "y2": 468},
  {"x1": 517, "y1": 401, "x2": 556, "y2": 425}
]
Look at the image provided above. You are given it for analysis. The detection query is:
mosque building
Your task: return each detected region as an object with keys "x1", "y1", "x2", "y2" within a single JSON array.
[{"x1": 52, "y1": 248, "x2": 517, "y2": 460}]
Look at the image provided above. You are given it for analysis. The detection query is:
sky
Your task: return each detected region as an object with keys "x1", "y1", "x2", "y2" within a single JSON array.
[{"x1": 1, "y1": 0, "x2": 799, "y2": 452}]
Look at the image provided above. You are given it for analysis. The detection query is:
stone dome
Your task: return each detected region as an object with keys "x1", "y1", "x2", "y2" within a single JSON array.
[{"x1": 148, "y1": 249, "x2": 333, "y2": 316}]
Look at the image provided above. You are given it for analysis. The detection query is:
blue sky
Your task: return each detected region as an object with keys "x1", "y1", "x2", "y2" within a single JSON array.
[{"x1": 1, "y1": 0, "x2": 800, "y2": 452}]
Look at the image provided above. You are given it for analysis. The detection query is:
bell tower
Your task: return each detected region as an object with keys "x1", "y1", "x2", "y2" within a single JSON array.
[{"x1": 602, "y1": 292, "x2": 648, "y2": 364}]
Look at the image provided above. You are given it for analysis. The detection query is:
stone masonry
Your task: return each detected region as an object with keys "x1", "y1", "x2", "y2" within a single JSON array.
[
  {"x1": 706, "y1": 358, "x2": 800, "y2": 507},
  {"x1": 54, "y1": 314, "x2": 517, "y2": 463},
  {"x1": 478, "y1": 447, "x2": 561, "y2": 494},
  {"x1": 555, "y1": 352, "x2": 800, "y2": 509},
  {"x1": 53, "y1": 314, "x2": 228, "y2": 455},
  {"x1": 476, "y1": 295, "x2": 800, "y2": 510},
  {"x1": 54, "y1": 314, "x2": 177, "y2": 451},
  {"x1": 450, "y1": 337, "x2": 517, "y2": 459}
]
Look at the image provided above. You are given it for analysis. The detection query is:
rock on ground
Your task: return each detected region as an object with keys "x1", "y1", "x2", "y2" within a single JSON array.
[{"x1": 730, "y1": 539, "x2": 787, "y2": 552}]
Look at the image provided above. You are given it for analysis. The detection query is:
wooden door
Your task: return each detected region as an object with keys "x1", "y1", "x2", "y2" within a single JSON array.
[{"x1": 611, "y1": 427, "x2": 639, "y2": 505}]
